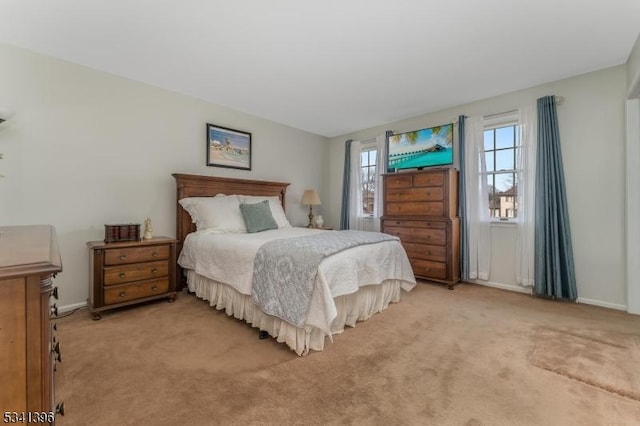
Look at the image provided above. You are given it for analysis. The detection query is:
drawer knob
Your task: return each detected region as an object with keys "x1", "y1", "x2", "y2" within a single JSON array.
[
  {"x1": 151, "y1": 268, "x2": 158, "y2": 273},
  {"x1": 151, "y1": 285, "x2": 158, "y2": 291},
  {"x1": 119, "y1": 254, "x2": 127, "y2": 260},
  {"x1": 119, "y1": 291, "x2": 127, "y2": 298},
  {"x1": 119, "y1": 272, "x2": 126, "y2": 279},
  {"x1": 152, "y1": 252, "x2": 158, "y2": 257}
]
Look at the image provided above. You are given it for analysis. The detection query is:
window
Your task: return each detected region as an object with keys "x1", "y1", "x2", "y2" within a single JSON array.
[
  {"x1": 360, "y1": 146, "x2": 377, "y2": 216},
  {"x1": 484, "y1": 124, "x2": 519, "y2": 219}
]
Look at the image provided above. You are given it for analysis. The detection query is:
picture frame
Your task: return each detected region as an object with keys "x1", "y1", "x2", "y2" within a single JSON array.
[{"x1": 206, "y1": 123, "x2": 252, "y2": 170}]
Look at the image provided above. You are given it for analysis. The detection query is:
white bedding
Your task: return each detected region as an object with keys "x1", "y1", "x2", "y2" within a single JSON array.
[{"x1": 178, "y1": 227, "x2": 416, "y2": 334}]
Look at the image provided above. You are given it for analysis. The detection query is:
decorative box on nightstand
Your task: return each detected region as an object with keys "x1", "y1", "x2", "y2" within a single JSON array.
[{"x1": 87, "y1": 236, "x2": 177, "y2": 320}]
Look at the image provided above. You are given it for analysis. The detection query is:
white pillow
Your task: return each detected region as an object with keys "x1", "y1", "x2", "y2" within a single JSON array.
[
  {"x1": 239, "y1": 195, "x2": 291, "y2": 228},
  {"x1": 178, "y1": 195, "x2": 247, "y2": 233}
]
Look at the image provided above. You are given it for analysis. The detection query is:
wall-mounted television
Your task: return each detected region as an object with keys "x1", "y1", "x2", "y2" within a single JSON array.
[{"x1": 387, "y1": 123, "x2": 454, "y2": 172}]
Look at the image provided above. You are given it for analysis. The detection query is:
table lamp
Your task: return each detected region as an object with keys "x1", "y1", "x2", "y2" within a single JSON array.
[{"x1": 301, "y1": 189, "x2": 321, "y2": 228}]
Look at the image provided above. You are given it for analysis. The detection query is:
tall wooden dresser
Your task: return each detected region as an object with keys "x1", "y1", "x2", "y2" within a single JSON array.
[
  {"x1": 381, "y1": 168, "x2": 460, "y2": 289},
  {"x1": 0, "y1": 225, "x2": 63, "y2": 422}
]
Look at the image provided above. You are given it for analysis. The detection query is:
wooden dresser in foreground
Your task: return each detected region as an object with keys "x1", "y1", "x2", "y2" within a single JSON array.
[
  {"x1": 381, "y1": 168, "x2": 460, "y2": 289},
  {"x1": 87, "y1": 237, "x2": 177, "y2": 320},
  {"x1": 0, "y1": 225, "x2": 64, "y2": 422}
]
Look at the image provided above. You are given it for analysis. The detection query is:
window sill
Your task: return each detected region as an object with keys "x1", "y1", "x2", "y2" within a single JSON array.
[{"x1": 490, "y1": 220, "x2": 517, "y2": 228}]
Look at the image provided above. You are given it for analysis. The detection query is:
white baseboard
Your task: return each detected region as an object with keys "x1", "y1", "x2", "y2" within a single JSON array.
[
  {"x1": 58, "y1": 301, "x2": 87, "y2": 314},
  {"x1": 467, "y1": 280, "x2": 628, "y2": 312},
  {"x1": 577, "y1": 297, "x2": 627, "y2": 312},
  {"x1": 466, "y1": 279, "x2": 533, "y2": 295}
]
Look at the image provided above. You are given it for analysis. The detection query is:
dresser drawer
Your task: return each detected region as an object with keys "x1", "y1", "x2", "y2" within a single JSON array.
[
  {"x1": 104, "y1": 245, "x2": 170, "y2": 265},
  {"x1": 402, "y1": 242, "x2": 447, "y2": 262},
  {"x1": 103, "y1": 278, "x2": 170, "y2": 305},
  {"x1": 386, "y1": 201, "x2": 444, "y2": 216},
  {"x1": 386, "y1": 186, "x2": 444, "y2": 202},
  {"x1": 103, "y1": 260, "x2": 169, "y2": 286},
  {"x1": 385, "y1": 174, "x2": 413, "y2": 188},
  {"x1": 413, "y1": 171, "x2": 445, "y2": 187},
  {"x1": 410, "y1": 259, "x2": 447, "y2": 280},
  {"x1": 384, "y1": 225, "x2": 447, "y2": 245},
  {"x1": 384, "y1": 220, "x2": 447, "y2": 229}
]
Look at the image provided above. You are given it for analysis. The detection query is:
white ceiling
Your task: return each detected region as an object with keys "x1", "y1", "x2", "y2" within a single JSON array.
[{"x1": 1, "y1": 1, "x2": 639, "y2": 137}]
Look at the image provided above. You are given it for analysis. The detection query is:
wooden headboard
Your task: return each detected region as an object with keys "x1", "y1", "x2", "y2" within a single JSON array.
[{"x1": 172, "y1": 173, "x2": 290, "y2": 290}]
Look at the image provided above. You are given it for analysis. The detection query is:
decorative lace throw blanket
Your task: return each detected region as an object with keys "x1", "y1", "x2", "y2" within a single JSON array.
[{"x1": 251, "y1": 230, "x2": 399, "y2": 327}]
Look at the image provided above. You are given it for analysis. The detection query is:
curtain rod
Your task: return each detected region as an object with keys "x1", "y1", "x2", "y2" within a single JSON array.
[
  {"x1": 451, "y1": 96, "x2": 565, "y2": 124},
  {"x1": 482, "y1": 96, "x2": 565, "y2": 119}
]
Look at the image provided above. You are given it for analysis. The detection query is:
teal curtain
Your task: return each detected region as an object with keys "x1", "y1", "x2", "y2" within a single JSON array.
[
  {"x1": 534, "y1": 96, "x2": 577, "y2": 300},
  {"x1": 457, "y1": 115, "x2": 469, "y2": 280},
  {"x1": 340, "y1": 139, "x2": 353, "y2": 230}
]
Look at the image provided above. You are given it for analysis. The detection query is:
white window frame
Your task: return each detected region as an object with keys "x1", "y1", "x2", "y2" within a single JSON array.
[
  {"x1": 482, "y1": 114, "x2": 520, "y2": 224},
  {"x1": 359, "y1": 139, "x2": 378, "y2": 218}
]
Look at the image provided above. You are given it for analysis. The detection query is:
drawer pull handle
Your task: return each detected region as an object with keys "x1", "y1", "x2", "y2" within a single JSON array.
[
  {"x1": 119, "y1": 291, "x2": 127, "y2": 298},
  {"x1": 151, "y1": 285, "x2": 158, "y2": 291},
  {"x1": 152, "y1": 252, "x2": 159, "y2": 257},
  {"x1": 119, "y1": 272, "x2": 126, "y2": 279},
  {"x1": 119, "y1": 254, "x2": 127, "y2": 260},
  {"x1": 151, "y1": 268, "x2": 158, "y2": 273}
]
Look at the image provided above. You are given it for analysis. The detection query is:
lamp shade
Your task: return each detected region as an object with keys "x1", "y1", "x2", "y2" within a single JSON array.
[{"x1": 301, "y1": 189, "x2": 321, "y2": 206}]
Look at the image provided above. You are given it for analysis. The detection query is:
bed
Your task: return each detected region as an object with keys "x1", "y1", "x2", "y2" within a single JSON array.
[{"x1": 173, "y1": 173, "x2": 416, "y2": 355}]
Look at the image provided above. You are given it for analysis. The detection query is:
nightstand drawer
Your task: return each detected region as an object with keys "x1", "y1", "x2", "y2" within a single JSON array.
[
  {"x1": 103, "y1": 278, "x2": 170, "y2": 305},
  {"x1": 104, "y1": 245, "x2": 170, "y2": 265},
  {"x1": 103, "y1": 260, "x2": 169, "y2": 286}
]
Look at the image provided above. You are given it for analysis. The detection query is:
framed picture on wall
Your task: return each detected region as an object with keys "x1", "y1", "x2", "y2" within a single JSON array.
[{"x1": 206, "y1": 123, "x2": 252, "y2": 170}]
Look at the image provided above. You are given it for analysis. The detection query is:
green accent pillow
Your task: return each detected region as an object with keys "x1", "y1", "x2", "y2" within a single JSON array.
[{"x1": 239, "y1": 200, "x2": 278, "y2": 233}]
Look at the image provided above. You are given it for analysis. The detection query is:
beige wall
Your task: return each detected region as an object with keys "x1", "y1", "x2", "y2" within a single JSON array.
[
  {"x1": 327, "y1": 65, "x2": 628, "y2": 310},
  {"x1": 0, "y1": 43, "x2": 328, "y2": 309}
]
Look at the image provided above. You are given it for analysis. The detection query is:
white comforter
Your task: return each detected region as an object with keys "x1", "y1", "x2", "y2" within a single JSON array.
[{"x1": 178, "y1": 227, "x2": 416, "y2": 334}]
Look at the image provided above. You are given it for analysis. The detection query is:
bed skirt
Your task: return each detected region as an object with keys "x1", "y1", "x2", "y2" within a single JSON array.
[{"x1": 186, "y1": 270, "x2": 407, "y2": 355}]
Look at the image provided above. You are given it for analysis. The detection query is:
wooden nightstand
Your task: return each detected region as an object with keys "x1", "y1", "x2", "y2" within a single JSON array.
[{"x1": 87, "y1": 236, "x2": 177, "y2": 320}]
